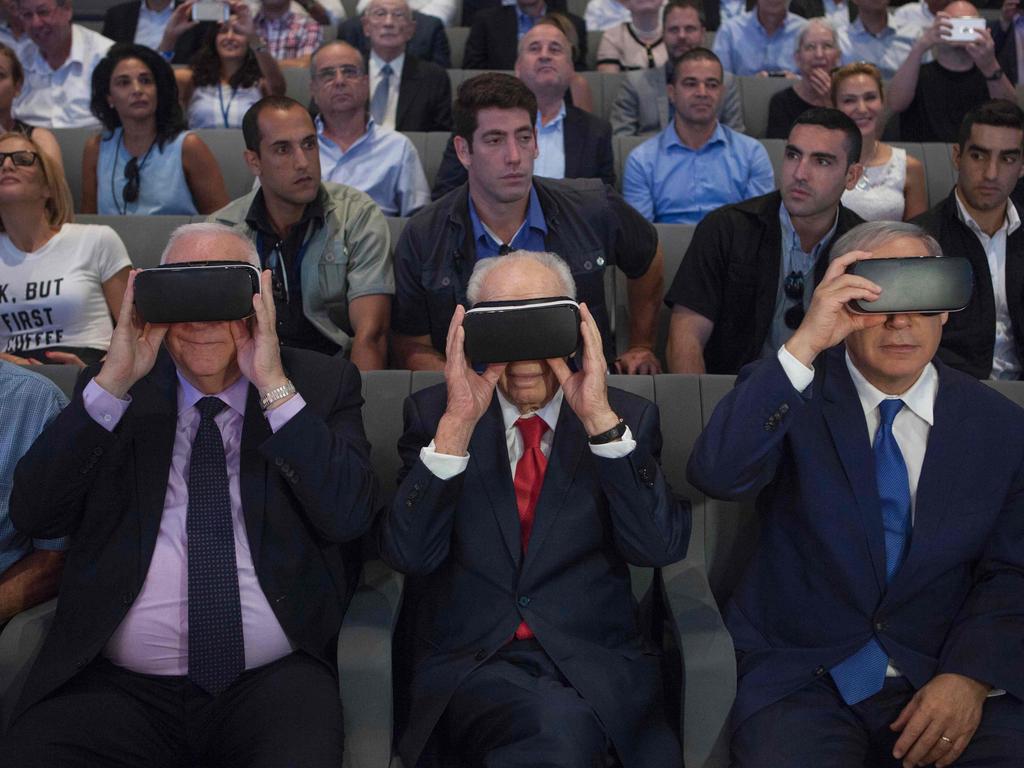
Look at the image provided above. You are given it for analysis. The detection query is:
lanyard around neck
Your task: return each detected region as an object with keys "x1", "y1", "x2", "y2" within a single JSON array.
[{"x1": 218, "y1": 82, "x2": 238, "y2": 128}]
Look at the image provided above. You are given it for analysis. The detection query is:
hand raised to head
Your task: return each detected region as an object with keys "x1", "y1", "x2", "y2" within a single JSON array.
[{"x1": 230, "y1": 268, "x2": 287, "y2": 395}]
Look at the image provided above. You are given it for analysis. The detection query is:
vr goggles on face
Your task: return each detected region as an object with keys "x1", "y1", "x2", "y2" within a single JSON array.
[
  {"x1": 133, "y1": 262, "x2": 262, "y2": 324},
  {"x1": 463, "y1": 297, "x2": 581, "y2": 364},
  {"x1": 846, "y1": 257, "x2": 974, "y2": 315}
]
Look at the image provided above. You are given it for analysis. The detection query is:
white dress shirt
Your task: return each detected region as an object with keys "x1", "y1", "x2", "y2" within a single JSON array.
[
  {"x1": 369, "y1": 50, "x2": 403, "y2": 131},
  {"x1": 420, "y1": 388, "x2": 636, "y2": 479},
  {"x1": 14, "y1": 24, "x2": 114, "y2": 128},
  {"x1": 356, "y1": 0, "x2": 457, "y2": 26},
  {"x1": 955, "y1": 191, "x2": 1023, "y2": 379}
]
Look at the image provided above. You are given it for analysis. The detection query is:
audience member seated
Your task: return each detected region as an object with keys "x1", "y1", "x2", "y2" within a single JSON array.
[
  {"x1": 665, "y1": 108, "x2": 864, "y2": 373},
  {"x1": 891, "y1": 0, "x2": 952, "y2": 36},
  {"x1": 0, "y1": 0, "x2": 30, "y2": 55},
  {"x1": 0, "y1": 42, "x2": 60, "y2": 168},
  {"x1": 378, "y1": 250, "x2": 690, "y2": 768},
  {"x1": 348, "y1": 0, "x2": 452, "y2": 132},
  {"x1": 12, "y1": 0, "x2": 113, "y2": 128},
  {"x1": 993, "y1": 0, "x2": 1023, "y2": 84},
  {"x1": 433, "y1": 20, "x2": 614, "y2": 199},
  {"x1": 0, "y1": 361, "x2": 66, "y2": 626},
  {"x1": 689, "y1": 221, "x2": 1024, "y2": 768},
  {"x1": 102, "y1": 0, "x2": 212, "y2": 64},
  {"x1": 394, "y1": 73, "x2": 663, "y2": 373},
  {"x1": 832, "y1": 62, "x2": 926, "y2": 220},
  {"x1": 172, "y1": 3, "x2": 285, "y2": 129},
  {"x1": 1, "y1": 224, "x2": 380, "y2": 767},
  {"x1": 82, "y1": 44, "x2": 228, "y2": 216},
  {"x1": 211, "y1": 97, "x2": 392, "y2": 370},
  {"x1": 309, "y1": 41, "x2": 429, "y2": 216},
  {"x1": 887, "y1": 1, "x2": 1015, "y2": 142},
  {"x1": 765, "y1": 17, "x2": 841, "y2": 139},
  {"x1": 355, "y1": 0, "x2": 455, "y2": 25},
  {"x1": 914, "y1": 100, "x2": 1024, "y2": 379},
  {"x1": 0, "y1": 132, "x2": 130, "y2": 367},
  {"x1": 463, "y1": 0, "x2": 587, "y2": 71},
  {"x1": 623, "y1": 48, "x2": 774, "y2": 223},
  {"x1": 790, "y1": 0, "x2": 857, "y2": 27},
  {"x1": 595, "y1": 0, "x2": 668, "y2": 72},
  {"x1": 611, "y1": 0, "x2": 744, "y2": 136},
  {"x1": 836, "y1": 0, "x2": 915, "y2": 77},
  {"x1": 254, "y1": 0, "x2": 321, "y2": 67},
  {"x1": 586, "y1": 0, "x2": 631, "y2": 31},
  {"x1": 338, "y1": 2, "x2": 451, "y2": 69},
  {"x1": 713, "y1": 0, "x2": 808, "y2": 75}
]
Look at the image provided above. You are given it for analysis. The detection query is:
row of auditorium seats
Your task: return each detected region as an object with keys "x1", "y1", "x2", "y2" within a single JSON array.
[
  {"x1": 3, "y1": 366, "x2": 1022, "y2": 767},
  {"x1": 53, "y1": 126, "x2": 963, "y2": 212}
]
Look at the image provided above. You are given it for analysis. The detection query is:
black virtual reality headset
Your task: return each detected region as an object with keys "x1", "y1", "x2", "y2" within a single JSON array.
[
  {"x1": 846, "y1": 257, "x2": 974, "y2": 315},
  {"x1": 133, "y1": 262, "x2": 262, "y2": 324},
  {"x1": 463, "y1": 297, "x2": 581, "y2": 364}
]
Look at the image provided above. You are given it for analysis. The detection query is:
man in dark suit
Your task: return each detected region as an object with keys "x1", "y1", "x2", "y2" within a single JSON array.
[
  {"x1": 689, "y1": 221, "x2": 1024, "y2": 767},
  {"x1": 463, "y1": 0, "x2": 587, "y2": 70},
  {"x1": 433, "y1": 18, "x2": 614, "y2": 198},
  {"x1": 378, "y1": 249, "x2": 690, "y2": 767},
  {"x1": 1, "y1": 225, "x2": 380, "y2": 766},
  {"x1": 338, "y1": 0, "x2": 452, "y2": 69},
  {"x1": 102, "y1": 0, "x2": 211, "y2": 63},
  {"x1": 913, "y1": 100, "x2": 1024, "y2": 380}
]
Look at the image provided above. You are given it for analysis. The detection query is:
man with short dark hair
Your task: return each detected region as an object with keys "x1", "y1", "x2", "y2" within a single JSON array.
[
  {"x1": 623, "y1": 47, "x2": 774, "y2": 223},
  {"x1": 392, "y1": 73, "x2": 664, "y2": 374},
  {"x1": 665, "y1": 107, "x2": 865, "y2": 373},
  {"x1": 610, "y1": 0, "x2": 744, "y2": 136},
  {"x1": 913, "y1": 99, "x2": 1024, "y2": 379},
  {"x1": 689, "y1": 221, "x2": 1024, "y2": 768},
  {"x1": 211, "y1": 96, "x2": 393, "y2": 371},
  {"x1": 712, "y1": 0, "x2": 808, "y2": 75}
]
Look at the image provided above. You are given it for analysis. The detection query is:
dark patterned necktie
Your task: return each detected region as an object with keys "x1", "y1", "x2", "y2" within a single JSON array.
[{"x1": 187, "y1": 396, "x2": 245, "y2": 696}]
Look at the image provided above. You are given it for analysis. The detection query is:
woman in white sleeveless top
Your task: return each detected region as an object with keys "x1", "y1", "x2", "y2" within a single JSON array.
[{"x1": 832, "y1": 62, "x2": 927, "y2": 222}]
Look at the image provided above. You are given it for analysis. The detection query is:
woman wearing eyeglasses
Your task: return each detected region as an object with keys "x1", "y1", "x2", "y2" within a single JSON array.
[
  {"x1": 163, "y1": 0, "x2": 285, "y2": 129},
  {"x1": 0, "y1": 43, "x2": 62, "y2": 171},
  {"x1": 765, "y1": 18, "x2": 840, "y2": 139},
  {"x1": 831, "y1": 61, "x2": 927, "y2": 222},
  {"x1": 81, "y1": 43, "x2": 229, "y2": 216},
  {"x1": 0, "y1": 132, "x2": 131, "y2": 367}
]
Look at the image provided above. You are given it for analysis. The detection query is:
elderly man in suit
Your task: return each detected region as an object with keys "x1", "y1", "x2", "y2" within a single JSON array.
[
  {"x1": 1, "y1": 223, "x2": 380, "y2": 766},
  {"x1": 379, "y1": 249, "x2": 690, "y2": 767},
  {"x1": 432, "y1": 18, "x2": 615, "y2": 198},
  {"x1": 689, "y1": 220, "x2": 1024, "y2": 767},
  {"x1": 338, "y1": 0, "x2": 453, "y2": 74}
]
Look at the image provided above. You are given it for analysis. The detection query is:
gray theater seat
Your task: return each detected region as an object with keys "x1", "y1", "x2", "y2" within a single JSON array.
[
  {"x1": 921, "y1": 143, "x2": 957, "y2": 208},
  {"x1": 446, "y1": 26, "x2": 470, "y2": 69},
  {"x1": 282, "y1": 66, "x2": 312, "y2": 110},
  {"x1": 191, "y1": 128, "x2": 253, "y2": 201},
  {"x1": 52, "y1": 127, "x2": 96, "y2": 212},
  {"x1": 737, "y1": 76, "x2": 792, "y2": 139},
  {"x1": 76, "y1": 214, "x2": 194, "y2": 269}
]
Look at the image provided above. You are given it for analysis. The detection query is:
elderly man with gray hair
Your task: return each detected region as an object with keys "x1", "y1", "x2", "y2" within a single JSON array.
[
  {"x1": 378, "y1": 248, "x2": 690, "y2": 768},
  {"x1": 765, "y1": 17, "x2": 841, "y2": 138},
  {"x1": 3, "y1": 222, "x2": 380, "y2": 767}
]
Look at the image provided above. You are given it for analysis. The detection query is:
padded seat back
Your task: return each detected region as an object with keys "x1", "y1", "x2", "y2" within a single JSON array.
[
  {"x1": 76, "y1": 214, "x2": 194, "y2": 269},
  {"x1": 191, "y1": 129, "x2": 252, "y2": 200},
  {"x1": 52, "y1": 127, "x2": 96, "y2": 212}
]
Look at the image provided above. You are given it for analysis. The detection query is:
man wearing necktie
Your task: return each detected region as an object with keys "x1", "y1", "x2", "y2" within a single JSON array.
[
  {"x1": 3, "y1": 223, "x2": 380, "y2": 766},
  {"x1": 378, "y1": 249, "x2": 690, "y2": 767},
  {"x1": 689, "y1": 220, "x2": 1024, "y2": 767}
]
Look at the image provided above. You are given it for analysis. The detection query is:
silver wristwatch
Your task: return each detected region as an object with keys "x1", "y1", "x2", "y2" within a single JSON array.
[{"x1": 260, "y1": 380, "x2": 296, "y2": 410}]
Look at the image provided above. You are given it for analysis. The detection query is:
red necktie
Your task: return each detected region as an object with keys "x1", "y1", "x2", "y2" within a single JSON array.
[{"x1": 512, "y1": 415, "x2": 549, "y2": 639}]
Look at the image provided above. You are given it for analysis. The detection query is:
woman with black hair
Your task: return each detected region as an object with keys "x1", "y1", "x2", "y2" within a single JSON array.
[{"x1": 82, "y1": 43, "x2": 228, "y2": 215}]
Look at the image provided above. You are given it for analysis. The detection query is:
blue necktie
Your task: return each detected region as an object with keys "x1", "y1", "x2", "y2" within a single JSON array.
[
  {"x1": 831, "y1": 399, "x2": 911, "y2": 705},
  {"x1": 370, "y1": 63, "x2": 392, "y2": 126},
  {"x1": 187, "y1": 397, "x2": 245, "y2": 696}
]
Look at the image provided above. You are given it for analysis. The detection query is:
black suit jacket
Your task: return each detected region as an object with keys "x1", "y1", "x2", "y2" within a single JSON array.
[
  {"x1": 993, "y1": 20, "x2": 1019, "y2": 84},
  {"x1": 461, "y1": 0, "x2": 572, "y2": 28},
  {"x1": 337, "y1": 10, "x2": 451, "y2": 68},
  {"x1": 9, "y1": 348, "x2": 380, "y2": 720},
  {"x1": 395, "y1": 54, "x2": 452, "y2": 132},
  {"x1": 431, "y1": 104, "x2": 615, "y2": 199},
  {"x1": 377, "y1": 384, "x2": 690, "y2": 767},
  {"x1": 101, "y1": 0, "x2": 212, "y2": 64},
  {"x1": 912, "y1": 190, "x2": 1024, "y2": 379},
  {"x1": 463, "y1": 5, "x2": 588, "y2": 70}
]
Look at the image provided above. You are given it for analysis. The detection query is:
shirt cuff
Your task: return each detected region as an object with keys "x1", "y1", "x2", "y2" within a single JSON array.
[
  {"x1": 266, "y1": 394, "x2": 306, "y2": 433},
  {"x1": 83, "y1": 378, "x2": 131, "y2": 432},
  {"x1": 588, "y1": 426, "x2": 636, "y2": 458},
  {"x1": 778, "y1": 344, "x2": 814, "y2": 393},
  {"x1": 31, "y1": 536, "x2": 68, "y2": 552},
  {"x1": 420, "y1": 440, "x2": 469, "y2": 480}
]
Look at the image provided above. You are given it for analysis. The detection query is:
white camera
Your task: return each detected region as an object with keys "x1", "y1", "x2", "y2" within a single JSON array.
[
  {"x1": 192, "y1": 1, "x2": 229, "y2": 23},
  {"x1": 942, "y1": 16, "x2": 985, "y2": 42}
]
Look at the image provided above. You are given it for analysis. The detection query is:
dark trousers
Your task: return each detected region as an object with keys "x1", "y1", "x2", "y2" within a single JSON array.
[
  {"x1": 2, "y1": 652, "x2": 344, "y2": 767},
  {"x1": 733, "y1": 676, "x2": 1024, "y2": 768},
  {"x1": 440, "y1": 639, "x2": 611, "y2": 768}
]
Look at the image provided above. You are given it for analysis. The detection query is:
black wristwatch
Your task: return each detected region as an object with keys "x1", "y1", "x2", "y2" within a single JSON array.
[
  {"x1": 986, "y1": 68, "x2": 1004, "y2": 81},
  {"x1": 588, "y1": 418, "x2": 626, "y2": 445}
]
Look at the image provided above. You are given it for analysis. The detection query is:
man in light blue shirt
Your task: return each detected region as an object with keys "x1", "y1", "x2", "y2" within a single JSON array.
[
  {"x1": 0, "y1": 361, "x2": 67, "y2": 623},
  {"x1": 309, "y1": 40, "x2": 430, "y2": 216},
  {"x1": 624, "y1": 48, "x2": 775, "y2": 223},
  {"x1": 712, "y1": 0, "x2": 808, "y2": 75},
  {"x1": 837, "y1": 0, "x2": 917, "y2": 77}
]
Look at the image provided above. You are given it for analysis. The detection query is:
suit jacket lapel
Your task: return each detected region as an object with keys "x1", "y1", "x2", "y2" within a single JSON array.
[
  {"x1": 240, "y1": 383, "x2": 271, "y2": 569},
  {"x1": 395, "y1": 56, "x2": 417, "y2": 129},
  {"x1": 469, "y1": 397, "x2": 522, "y2": 567},
  {"x1": 562, "y1": 108, "x2": 582, "y2": 178},
  {"x1": 820, "y1": 351, "x2": 888, "y2": 595}
]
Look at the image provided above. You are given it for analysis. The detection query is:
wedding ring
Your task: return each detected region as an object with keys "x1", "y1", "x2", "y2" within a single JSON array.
[{"x1": 939, "y1": 735, "x2": 954, "y2": 745}]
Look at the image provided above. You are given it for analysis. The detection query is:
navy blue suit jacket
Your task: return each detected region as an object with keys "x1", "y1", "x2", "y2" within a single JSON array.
[
  {"x1": 377, "y1": 384, "x2": 690, "y2": 767},
  {"x1": 688, "y1": 348, "x2": 1024, "y2": 727}
]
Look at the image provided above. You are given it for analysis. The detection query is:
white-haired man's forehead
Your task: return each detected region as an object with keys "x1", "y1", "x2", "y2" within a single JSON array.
[{"x1": 163, "y1": 233, "x2": 258, "y2": 267}]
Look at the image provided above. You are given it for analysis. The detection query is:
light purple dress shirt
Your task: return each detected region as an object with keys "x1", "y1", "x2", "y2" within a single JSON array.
[{"x1": 83, "y1": 373, "x2": 306, "y2": 677}]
